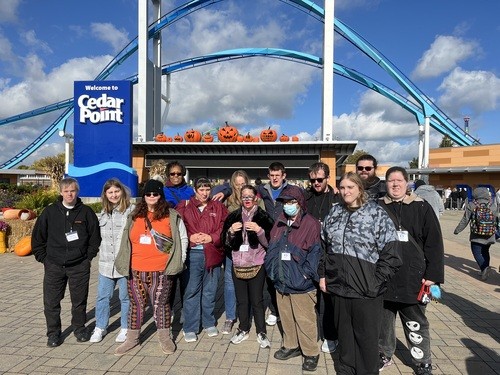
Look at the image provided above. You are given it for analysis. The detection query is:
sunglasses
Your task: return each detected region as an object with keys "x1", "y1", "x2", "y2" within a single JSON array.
[
  {"x1": 356, "y1": 166, "x2": 373, "y2": 172},
  {"x1": 145, "y1": 192, "x2": 160, "y2": 197},
  {"x1": 169, "y1": 172, "x2": 183, "y2": 176},
  {"x1": 309, "y1": 178, "x2": 325, "y2": 183}
]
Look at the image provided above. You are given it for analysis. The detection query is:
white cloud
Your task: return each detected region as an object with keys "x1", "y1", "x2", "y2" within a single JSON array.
[
  {"x1": 20, "y1": 30, "x2": 53, "y2": 54},
  {"x1": 0, "y1": 0, "x2": 20, "y2": 23},
  {"x1": 90, "y1": 23, "x2": 130, "y2": 54},
  {"x1": 437, "y1": 67, "x2": 500, "y2": 116},
  {"x1": 412, "y1": 35, "x2": 479, "y2": 79}
]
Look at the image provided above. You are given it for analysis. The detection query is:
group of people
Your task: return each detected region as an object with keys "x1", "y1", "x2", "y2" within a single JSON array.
[{"x1": 32, "y1": 154, "x2": 451, "y2": 374}]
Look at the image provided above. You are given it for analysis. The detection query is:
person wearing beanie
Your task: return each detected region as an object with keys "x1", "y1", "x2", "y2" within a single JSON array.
[
  {"x1": 454, "y1": 187, "x2": 498, "y2": 280},
  {"x1": 114, "y1": 179, "x2": 188, "y2": 356},
  {"x1": 413, "y1": 180, "x2": 444, "y2": 219}
]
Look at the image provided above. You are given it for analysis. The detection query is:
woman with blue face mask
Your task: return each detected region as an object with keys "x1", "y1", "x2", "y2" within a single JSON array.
[{"x1": 264, "y1": 185, "x2": 322, "y2": 372}]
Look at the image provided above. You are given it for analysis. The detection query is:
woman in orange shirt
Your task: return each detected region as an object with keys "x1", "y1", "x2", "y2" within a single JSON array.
[{"x1": 114, "y1": 179, "x2": 188, "y2": 356}]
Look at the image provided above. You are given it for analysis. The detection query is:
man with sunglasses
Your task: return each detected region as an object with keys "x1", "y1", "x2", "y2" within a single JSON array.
[
  {"x1": 355, "y1": 154, "x2": 386, "y2": 200},
  {"x1": 304, "y1": 162, "x2": 340, "y2": 355}
]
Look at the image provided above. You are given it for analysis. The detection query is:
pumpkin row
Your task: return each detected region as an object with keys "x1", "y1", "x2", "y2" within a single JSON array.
[{"x1": 154, "y1": 124, "x2": 299, "y2": 143}]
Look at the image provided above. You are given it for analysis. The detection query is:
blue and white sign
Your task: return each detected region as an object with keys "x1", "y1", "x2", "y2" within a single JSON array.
[{"x1": 70, "y1": 81, "x2": 138, "y2": 197}]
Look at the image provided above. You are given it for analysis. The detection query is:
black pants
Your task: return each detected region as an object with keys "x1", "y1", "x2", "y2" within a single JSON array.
[
  {"x1": 317, "y1": 289, "x2": 338, "y2": 341},
  {"x1": 233, "y1": 266, "x2": 266, "y2": 333},
  {"x1": 264, "y1": 276, "x2": 279, "y2": 316},
  {"x1": 43, "y1": 259, "x2": 91, "y2": 336},
  {"x1": 332, "y1": 294, "x2": 383, "y2": 375}
]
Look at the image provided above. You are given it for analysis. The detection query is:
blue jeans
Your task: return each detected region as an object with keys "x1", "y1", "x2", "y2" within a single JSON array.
[
  {"x1": 470, "y1": 242, "x2": 491, "y2": 271},
  {"x1": 182, "y1": 249, "x2": 221, "y2": 333},
  {"x1": 224, "y1": 256, "x2": 236, "y2": 321},
  {"x1": 95, "y1": 273, "x2": 129, "y2": 329}
]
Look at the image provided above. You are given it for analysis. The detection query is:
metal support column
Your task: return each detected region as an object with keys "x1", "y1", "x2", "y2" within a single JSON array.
[{"x1": 322, "y1": 0, "x2": 334, "y2": 142}]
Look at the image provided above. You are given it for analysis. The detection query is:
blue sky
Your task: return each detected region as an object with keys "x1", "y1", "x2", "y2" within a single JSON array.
[{"x1": 0, "y1": 0, "x2": 499, "y2": 167}]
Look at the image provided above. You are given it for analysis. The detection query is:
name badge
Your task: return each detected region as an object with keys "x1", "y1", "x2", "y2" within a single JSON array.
[
  {"x1": 239, "y1": 244, "x2": 249, "y2": 252},
  {"x1": 281, "y1": 252, "x2": 291, "y2": 261},
  {"x1": 140, "y1": 234, "x2": 152, "y2": 244},
  {"x1": 65, "y1": 231, "x2": 79, "y2": 242},
  {"x1": 397, "y1": 230, "x2": 409, "y2": 242}
]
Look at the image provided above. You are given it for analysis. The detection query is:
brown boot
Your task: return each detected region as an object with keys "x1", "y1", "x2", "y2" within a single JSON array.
[
  {"x1": 158, "y1": 329, "x2": 176, "y2": 354},
  {"x1": 114, "y1": 329, "x2": 140, "y2": 356}
]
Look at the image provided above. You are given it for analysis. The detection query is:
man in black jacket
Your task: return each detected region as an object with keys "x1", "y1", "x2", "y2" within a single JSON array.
[
  {"x1": 32, "y1": 177, "x2": 101, "y2": 348},
  {"x1": 356, "y1": 154, "x2": 386, "y2": 200},
  {"x1": 304, "y1": 162, "x2": 339, "y2": 354}
]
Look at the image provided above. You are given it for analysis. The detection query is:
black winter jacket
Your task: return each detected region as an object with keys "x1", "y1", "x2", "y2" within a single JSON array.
[
  {"x1": 379, "y1": 193, "x2": 445, "y2": 304},
  {"x1": 32, "y1": 197, "x2": 101, "y2": 267}
]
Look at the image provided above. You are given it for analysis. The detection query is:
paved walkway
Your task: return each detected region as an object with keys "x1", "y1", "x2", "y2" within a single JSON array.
[{"x1": 0, "y1": 210, "x2": 498, "y2": 374}]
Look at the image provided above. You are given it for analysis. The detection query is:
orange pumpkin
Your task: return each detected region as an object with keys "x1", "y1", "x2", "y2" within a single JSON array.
[
  {"x1": 291, "y1": 135, "x2": 299, "y2": 142},
  {"x1": 260, "y1": 127, "x2": 277, "y2": 142},
  {"x1": 218, "y1": 121, "x2": 239, "y2": 142},
  {"x1": 155, "y1": 132, "x2": 167, "y2": 142},
  {"x1": 253, "y1": 137, "x2": 260, "y2": 142},
  {"x1": 14, "y1": 236, "x2": 32, "y2": 257},
  {"x1": 280, "y1": 134, "x2": 290, "y2": 142},
  {"x1": 236, "y1": 135, "x2": 244, "y2": 142},
  {"x1": 184, "y1": 129, "x2": 202, "y2": 142},
  {"x1": 173, "y1": 133, "x2": 183, "y2": 142},
  {"x1": 243, "y1": 132, "x2": 253, "y2": 142},
  {"x1": 165, "y1": 136, "x2": 173, "y2": 142},
  {"x1": 202, "y1": 132, "x2": 214, "y2": 142}
]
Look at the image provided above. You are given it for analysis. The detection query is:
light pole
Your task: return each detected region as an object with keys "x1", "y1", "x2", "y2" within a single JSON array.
[
  {"x1": 59, "y1": 130, "x2": 74, "y2": 175},
  {"x1": 463, "y1": 116, "x2": 470, "y2": 134}
]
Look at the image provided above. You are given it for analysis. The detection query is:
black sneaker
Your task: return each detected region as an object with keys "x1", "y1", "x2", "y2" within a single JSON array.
[
  {"x1": 302, "y1": 355, "x2": 319, "y2": 371},
  {"x1": 379, "y1": 353, "x2": 393, "y2": 371},
  {"x1": 414, "y1": 363, "x2": 433, "y2": 375},
  {"x1": 47, "y1": 333, "x2": 61, "y2": 347},
  {"x1": 74, "y1": 328, "x2": 90, "y2": 342},
  {"x1": 274, "y1": 347, "x2": 301, "y2": 360}
]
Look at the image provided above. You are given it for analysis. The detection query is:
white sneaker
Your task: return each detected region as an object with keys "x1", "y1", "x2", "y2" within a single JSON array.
[
  {"x1": 321, "y1": 339, "x2": 338, "y2": 353},
  {"x1": 265, "y1": 314, "x2": 278, "y2": 326},
  {"x1": 230, "y1": 329, "x2": 249, "y2": 344},
  {"x1": 205, "y1": 326, "x2": 219, "y2": 337},
  {"x1": 115, "y1": 328, "x2": 127, "y2": 343},
  {"x1": 257, "y1": 332, "x2": 271, "y2": 348},
  {"x1": 89, "y1": 327, "x2": 106, "y2": 343},
  {"x1": 481, "y1": 267, "x2": 492, "y2": 281}
]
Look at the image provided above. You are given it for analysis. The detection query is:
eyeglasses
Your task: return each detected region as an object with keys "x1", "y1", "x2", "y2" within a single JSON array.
[
  {"x1": 284, "y1": 200, "x2": 298, "y2": 205},
  {"x1": 145, "y1": 192, "x2": 160, "y2": 197},
  {"x1": 169, "y1": 172, "x2": 182, "y2": 176},
  {"x1": 241, "y1": 196, "x2": 255, "y2": 201},
  {"x1": 309, "y1": 178, "x2": 326, "y2": 183},
  {"x1": 357, "y1": 166, "x2": 373, "y2": 172}
]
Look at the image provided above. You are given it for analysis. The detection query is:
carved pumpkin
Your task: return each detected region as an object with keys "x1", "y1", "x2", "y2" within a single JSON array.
[
  {"x1": 291, "y1": 135, "x2": 299, "y2": 142},
  {"x1": 236, "y1": 135, "x2": 244, "y2": 142},
  {"x1": 155, "y1": 132, "x2": 167, "y2": 142},
  {"x1": 280, "y1": 134, "x2": 290, "y2": 142},
  {"x1": 243, "y1": 132, "x2": 253, "y2": 142},
  {"x1": 14, "y1": 236, "x2": 32, "y2": 257},
  {"x1": 218, "y1": 121, "x2": 238, "y2": 142},
  {"x1": 184, "y1": 129, "x2": 202, "y2": 142},
  {"x1": 260, "y1": 127, "x2": 277, "y2": 142},
  {"x1": 202, "y1": 132, "x2": 214, "y2": 142},
  {"x1": 173, "y1": 133, "x2": 183, "y2": 142}
]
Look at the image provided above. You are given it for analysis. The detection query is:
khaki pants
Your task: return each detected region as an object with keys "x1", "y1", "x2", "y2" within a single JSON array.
[{"x1": 276, "y1": 290, "x2": 319, "y2": 356}]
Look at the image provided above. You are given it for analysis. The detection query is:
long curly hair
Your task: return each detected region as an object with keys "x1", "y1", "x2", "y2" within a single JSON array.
[
  {"x1": 131, "y1": 197, "x2": 170, "y2": 221},
  {"x1": 226, "y1": 170, "x2": 250, "y2": 208}
]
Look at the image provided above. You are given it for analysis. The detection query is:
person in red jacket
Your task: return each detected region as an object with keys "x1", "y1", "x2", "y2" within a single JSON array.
[{"x1": 175, "y1": 177, "x2": 229, "y2": 343}]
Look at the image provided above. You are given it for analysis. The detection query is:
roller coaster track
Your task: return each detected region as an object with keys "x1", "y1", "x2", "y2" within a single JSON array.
[{"x1": 0, "y1": 0, "x2": 478, "y2": 169}]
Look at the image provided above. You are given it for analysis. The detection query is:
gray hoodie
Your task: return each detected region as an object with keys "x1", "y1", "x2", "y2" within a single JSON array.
[{"x1": 414, "y1": 184, "x2": 444, "y2": 219}]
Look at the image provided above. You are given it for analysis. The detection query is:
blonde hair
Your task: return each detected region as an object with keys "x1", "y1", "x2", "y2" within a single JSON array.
[
  {"x1": 101, "y1": 178, "x2": 131, "y2": 214},
  {"x1": 227, "y1": 170, "x2": 250, "y2": 208},
  {"x1": 339, "y1": 172, "x2": 368, "y2": 207}
]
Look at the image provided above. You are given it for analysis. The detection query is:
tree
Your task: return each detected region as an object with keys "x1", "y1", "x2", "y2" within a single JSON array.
[
  {"x1": 31, "y1": 153, "x2": 65, "y2": 190},
  {"x1": 344, "y1": 149, "x2": 369, "y2": 165},
  {"x1": 409, "y1": 157, "x2": 419, "y2": 169},
  {"x1": 439, "y1": 135, "x2": 454, "y2": 148},
  {"x1": 149, "y1": 159, "x2": 167, "y2": 181},
  {"x1": 17, "y1": 165, "x2": 31, "y2": 170}
]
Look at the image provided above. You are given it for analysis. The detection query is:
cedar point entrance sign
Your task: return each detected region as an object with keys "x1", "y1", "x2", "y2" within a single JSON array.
[{"x1": 70, "y1": 81, "x2": 138, "y2": 197}]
